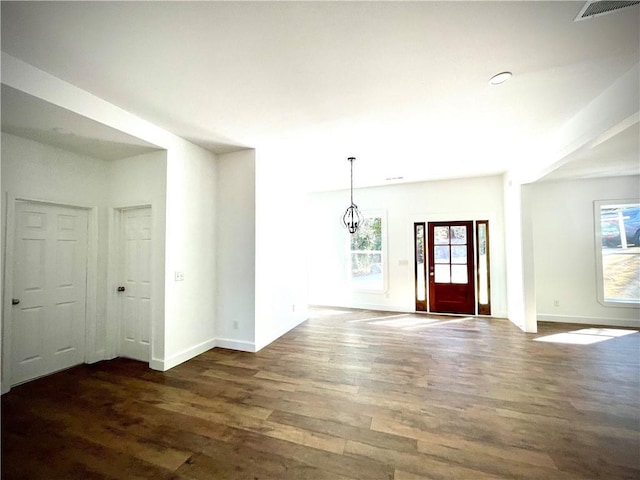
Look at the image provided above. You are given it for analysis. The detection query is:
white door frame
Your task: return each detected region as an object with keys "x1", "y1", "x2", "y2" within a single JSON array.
[
  {"x1": 2, "y1": 194, "x2": 99, "y2": 394},
  {"x1": 106, "y1": 204, "x2": 153, "y2": 363}
]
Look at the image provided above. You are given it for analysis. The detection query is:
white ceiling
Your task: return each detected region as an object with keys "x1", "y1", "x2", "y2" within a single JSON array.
[
  {"x1": 1, "y1": 1, "x2": 638, "y2": 189},
  {"x1": 1, "y1": 85, "x2": 162, "y2": 161},
  {"x1": 539, "y1": 121, "x2": 639, "y2": 182}
]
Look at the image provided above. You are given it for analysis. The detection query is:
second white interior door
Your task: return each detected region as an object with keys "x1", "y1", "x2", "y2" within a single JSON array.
[{"x1": 118, "y1": 207, "x2": 152, "y2": 362}]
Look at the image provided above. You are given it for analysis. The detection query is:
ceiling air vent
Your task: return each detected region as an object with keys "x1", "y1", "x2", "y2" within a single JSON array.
[{"x1": 574, "y1": 1, "x2": 640, "y2": 21}]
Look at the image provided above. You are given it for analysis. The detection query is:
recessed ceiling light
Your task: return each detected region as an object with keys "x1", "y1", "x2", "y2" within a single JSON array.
[{"x1": 489, "y1": 71, "x2": 512, "y2": 86}]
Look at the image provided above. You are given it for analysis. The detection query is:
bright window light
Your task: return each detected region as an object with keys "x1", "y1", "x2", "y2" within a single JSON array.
[
  {"x1": 535, "y1": 333, "x2": 611, "y2": 345},
  {"x1": 571, "y1": 328, "x2": 637, "y2": 337},
  {"x1": 535, "y1": 328, "x2": 637, "y2": 345},
  {"x1": 594, "y1": 200, "x2": 640, "y2": 307},
  {"x1": 349, "y1": 213, "x2": 387, "y2": 292}
]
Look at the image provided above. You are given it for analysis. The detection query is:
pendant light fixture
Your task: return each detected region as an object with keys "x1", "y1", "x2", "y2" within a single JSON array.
[{"x1": 342, "y1": 156, "x2": 362, "y2": 234}]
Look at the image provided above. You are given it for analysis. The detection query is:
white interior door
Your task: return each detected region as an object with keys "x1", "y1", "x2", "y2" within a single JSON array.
[
  {"x1": 10, "y1": 201, "x2": 88, "y2": 385},
  {"x1": 118, "y1": 207, "x2": 152, "y2": 361}
]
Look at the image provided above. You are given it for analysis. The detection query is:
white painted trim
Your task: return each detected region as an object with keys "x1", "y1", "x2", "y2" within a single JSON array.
[
  {"x1": 1, "y1": 193, "x2": 17, "y2": 394},
  {"x1": 538, "y1": 314, "x2": 640, "y2": 328},
  {"x1": 254, "y1": 315, "x2": 308, "y2": 352},
  {"x1": 345, "y1": 302, "x2": 409, "y2": 313},
  {"x1": 105, "y1": 208, "x2": 120, "y2": 360},
  {"x1": 84, "y1": 206, "x2": 100, "y2": 364},
  {"x1": 315, "y1": 303, "x2": 509, "y2": 320},
  {"x1": 593, "y1": 199, "x2": 640, "y2": 308},
  {"x1": 1, "y1": 194, "x2": 98, "y2": 392},
  {"x1": 150, "y1": 337, "x2": 216, "y2": 371},
  {"x1": 215, "y1": 338, "x2": 257, "y2": 353}
]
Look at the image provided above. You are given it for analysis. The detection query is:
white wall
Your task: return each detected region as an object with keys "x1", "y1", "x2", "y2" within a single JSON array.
[
  {"x1": 503, "y1": 174, "x2": 538, "y2": 332},
  {"x1": 160, "y1": 142, "x2": 217, "y2": 370},
  {"x1": 307, "y1": 175, "x2": 507, "y2": 317},
  {"x1": 531, "y1": 175, "x2": 640, "y2": 327},
  {"x1": 254, "y1": 149, "x2": 309, "y2": 351},
  {"x1": 107, "y1": 151, "x2": 167, "y2": 362},
  {"x1": 215, "y1": 149, "x2": 256, "y2": 351}
]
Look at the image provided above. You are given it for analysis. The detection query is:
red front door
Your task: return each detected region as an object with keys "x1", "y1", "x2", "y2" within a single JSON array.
[{"x1": 428, "y1": 221, "x2": 475, "y2": 314}]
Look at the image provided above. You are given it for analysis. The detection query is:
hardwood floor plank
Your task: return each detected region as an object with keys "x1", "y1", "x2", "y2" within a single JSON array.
[
  {"x1": 345, "y1": 439, "x2": 506, "y2": 479},
  {"x1": 246, "y1": 392, "x2": 374, "y2": 429},
  {"x1": 154, "y1": 398, "x2": 348, "y2": 454},
  {"x1": 414, "y1": 430, "x2": 556, "y2": 469},
  {"x1": 255, "y1": 370, "x2": 361, "y2": 394},
  {"x1": 415, "y1": 437, "x2": 569, "y2": 479},
  {"x1": 175, "y1": 447, "x2": 359, "y2": 480},
  {"x1": 25, "y1": 398, "x2": 191, "y2": 471},
  {"x1": 394, "y1": 470, "x2": 431, "y2": 480},
  {"x1": 3, "y1": 309, "x2": 638, "y2": 479},
  {"x1": 219, "y1": 427, "x2": 396, "y2": 480},
  {"x1": 267, "y1": 409, "x2": 417, "y2": 453},
  {"x1": 3, "y1": 425, "x2": 181, "y2": 480}
]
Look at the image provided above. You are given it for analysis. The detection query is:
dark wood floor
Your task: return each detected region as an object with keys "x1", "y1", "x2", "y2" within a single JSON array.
[{"x1": 2, "y1": 309, "x2": 639, "y2": 479}]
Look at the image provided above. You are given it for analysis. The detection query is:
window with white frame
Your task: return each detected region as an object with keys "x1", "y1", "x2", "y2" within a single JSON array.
[
  {"x1": 594, "y1": 199, "x2": 640, "y2": 306},
  {"x1": 349, "y1": 214, "x2": 386, "y2": 291}
]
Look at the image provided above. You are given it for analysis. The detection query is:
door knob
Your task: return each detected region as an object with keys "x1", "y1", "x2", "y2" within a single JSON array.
[
  {"x1": 11, "y1": 298, "x2": 20, "y2": 305},
  {"x1": 117, "y1": 286, "x2": 126, "y2": 292}
]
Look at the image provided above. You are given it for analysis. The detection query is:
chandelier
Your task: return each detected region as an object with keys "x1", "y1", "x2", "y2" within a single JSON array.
[{"x1": 342, "y1": 157, "x2": 362, "y2": 234}]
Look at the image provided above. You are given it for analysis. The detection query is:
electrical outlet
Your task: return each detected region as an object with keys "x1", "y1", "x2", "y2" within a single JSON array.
[
  {"x1": 175, "y1": 271, "x2": 184, "y2": 281},
  {"x1": 553, "y1": 299, "x2": 560, "y2": 307},
  {"x1": 233, "y1": 320, "x2": 239, "y2": 330},
  {"x1": 292, "y1": 304, "x2": 296, "y2": 312}
]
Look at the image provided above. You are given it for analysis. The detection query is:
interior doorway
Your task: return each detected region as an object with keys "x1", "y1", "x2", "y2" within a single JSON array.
[
  {"x1": 117, "y1": 206, "x2": 152, "y2": 362},
  {"x1": 6, "y1": 201, "x2": 89, "y2": 386},
  {"x1": 414, "y1": 220, "x2": 491, "y2": 315}
]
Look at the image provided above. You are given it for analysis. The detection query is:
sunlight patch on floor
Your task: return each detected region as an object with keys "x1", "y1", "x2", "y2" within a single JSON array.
[
  {"x1": 535, "y1": 328, "x2": 637, "y2": 345},
  {"x1": 372, "y1": 317, "x2": 440, "y2": 328},
  {"x1": 348, "y1": 314, "x2": 475, "y2": 330},
  {"x1": 347, "y1": 314, "x2": 410, "y2": 323}
]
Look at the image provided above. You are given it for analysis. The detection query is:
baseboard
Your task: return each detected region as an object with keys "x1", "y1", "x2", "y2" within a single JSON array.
[
  {"x1": 85, "y1": 349, "x2": 106, "y2": 364},
  {"x1": 150, "y1": 337, "x2": 217, "y2": 371},
  {"x1": 212, "y1": 314, "x2": 309, "y2": 353},
  {"x1": 537, "y1": 314, "x2": 640, "y2": 328},
  {"x1": 315, "y1": 303, "x2": 508, "y2": 319},
  {"x1": 215, "y1": 338, "x2": 256, "y2": 352},
  {"x1": 325, "y1": 302, "x2": 409, "y2": 313},
  {"x1": 254, "y1": 314, "x2": 308, "y2": 352}
]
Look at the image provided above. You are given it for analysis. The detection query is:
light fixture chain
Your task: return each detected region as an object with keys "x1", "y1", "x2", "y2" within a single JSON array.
[{"x1": 350, "y1": 157, "x2": 354, "y2": 205}]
